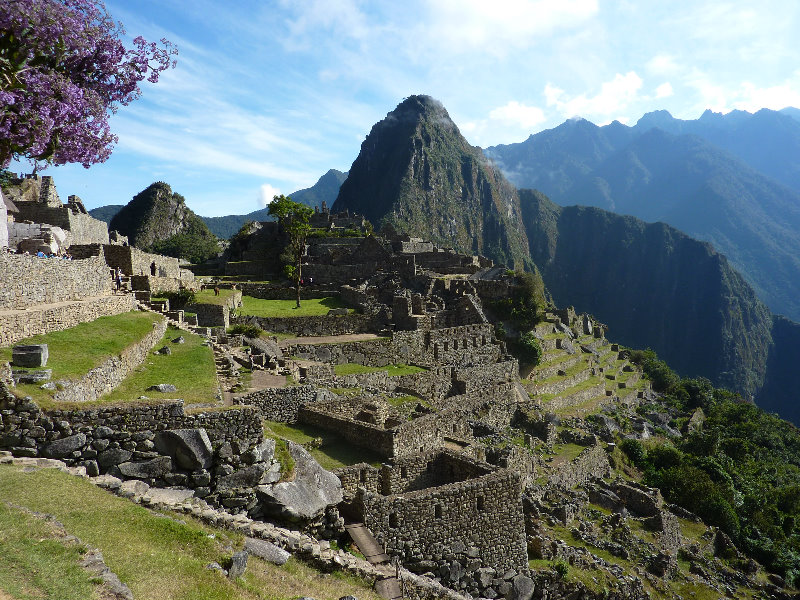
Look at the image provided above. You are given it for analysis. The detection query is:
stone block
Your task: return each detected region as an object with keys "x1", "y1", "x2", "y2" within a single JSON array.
[
  {"x1": 244, "y1": 537, "x2": 291, "y2": 565},
  {"x1": 12, "y1": 369, "x2": 52, "y2": 384},
  {"x1": 228, "y1": 551, "x2": 248, "y2": 579},
  {"x1": 117, "y1": 456, "x2": 173, "y2": 479},
  {"x1": 153, "y1": 428, "x2": 212, "y2": 470},
  {"x1": 12, "y1": 344, "x2": 49, "y2": 367},
  {"x1": 44, "y1": 433, "x2": 86, "y2": 458}
]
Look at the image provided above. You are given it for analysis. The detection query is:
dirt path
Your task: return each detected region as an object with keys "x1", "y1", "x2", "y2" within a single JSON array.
[{"x1": 278, "y1": 333, "x2": 382, "y2": 348}]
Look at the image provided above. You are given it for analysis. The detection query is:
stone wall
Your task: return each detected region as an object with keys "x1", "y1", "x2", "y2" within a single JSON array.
[
  {"x1": 237, "y1": 313, "x2": 379, "y2": 337},
  {"x1": 361, "y1": 468, "x2": 528, "y2": 595},
  {"x1": 0, "y1": 252, "x2": 112, "y2": 310},
  {"x1": 547, "y1": 445, "x2": 611, "y2": 489},
  {"x1": 52, "y1": 317, "x2": 167, "y2": 403},
  {"x1": 0, "y1": 392, "x2": 263, "y2": 495},
  {"x1": 232, "y1": 385, "x2": 331, "y2": 423},
  {"x1": 186, "y1": 291, "x2": 241, "y2": 328},
  {"x1": 0, "y1": 295, "x2": 135, "y2": 347},
  {"x1": 13, "y1": 202, "x2": 109, "y2": 245}
]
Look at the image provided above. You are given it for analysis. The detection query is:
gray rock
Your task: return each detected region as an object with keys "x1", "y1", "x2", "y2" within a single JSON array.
[
  {"x1": 512, "y1": 574, "x2": 535, "y2": 600},
  {"x1": 228, "y1": 551, "x2": 248, "y2": 579},
  {"x1": 256, "y1": 442, "x2": 343, "y2": 522},
  {"x1": 98, "y1": 448, "x2": 133, "y2": 467},
  {"x1": 13, "y1": 369, "x2": 52, "y2": 384},
  {"x1": 44, "y1": 433, "x2": 86, "y2": 458},
  {"x1": 117, "y1": 456, "x2": 173, "y2": 479},
  {"x1": 95, "y1": 426, "x2": 114, "y2": 438},
  {"x1": 118, "y1": 479, "x2": 150, "y2": 498},
  {"x1": 244, "y1": 537, "x2": 290, "y2": 565},
  {"x1": 40, "y1": 381, "x2": 57, "y2": 390},
  {"x1": 155, "y1": 346, "x2": 172, "y2": 355},
  {"x1": 147, "y1": 383, "x2": 177, "y2": 393},
  {"x1": 218, "y1": 464, "x2": 272, "y2": 490},
  {"x1": 172, "y1": 336, "x2": 185, "y2": 344},
  {"x1": 475, "y1": 567, "x2": 496, "y2": 588},
  {"x1": 84, "y1": 460, "x2": 100, "y2": 477},
  {"x1": 12, "y1": 344, "x2": 48, "y2": 367},
  {"x1": 153, "y1": 428, "x2": 212, "y2": 470}
]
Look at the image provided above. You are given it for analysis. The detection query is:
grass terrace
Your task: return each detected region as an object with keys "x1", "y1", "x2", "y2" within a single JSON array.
[
  {"x1": 193, "y1": 288, "x2": 240, "y2": 306},
  {"x1": 263, "y1": 420, "x2": 383, "y2": 470},
  {"x1": 0, "y1": 464, "x2": 382, "y2": 600},
  {"x1": 238, "y1": 296, "x2": 351, "y2": 318},
  {"x1": 101, "y1": 325, "x2": 218, "y2": 407},
  {"x1": 1, "y1": 311, "x2": 164, "y2": 407}
]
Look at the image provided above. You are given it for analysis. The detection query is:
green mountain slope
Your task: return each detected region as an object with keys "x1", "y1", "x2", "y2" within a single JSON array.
[
  {"x1": 486, "y1": 110, "x2": 800, "y2": 321},
  {"x1": 520, "y1": 189, "x2": 774, "y2": 399},
  {"x1": 88, "y1": 204, "x2": 124, "y2": 224},
  {"x1": 332, "y1": 95, "x2": 531, "y2": 270},
  {"x1": 109, "y1": 182, "x2": 218, "y2": 263}
]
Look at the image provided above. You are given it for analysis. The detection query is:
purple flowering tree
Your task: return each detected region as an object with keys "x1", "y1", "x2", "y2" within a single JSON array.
[{"x1": 0, "y1": 0, "x2": 177, "y2": 169}]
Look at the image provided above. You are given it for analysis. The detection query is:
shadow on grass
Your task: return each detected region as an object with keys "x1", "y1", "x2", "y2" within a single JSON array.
[{"x1": 264, "y1": 420, "x2": 383, "y2": 470}]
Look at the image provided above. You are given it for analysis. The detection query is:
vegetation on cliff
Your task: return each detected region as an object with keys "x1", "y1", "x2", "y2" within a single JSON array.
[
  {"x1": 110, "y1": 182, "x2": 219, "y2": 263},
  {"x1": 333, "y1": 95, "x2": 532, "y2": 270},
  {"x1": 625, "y1": 350, "x2": 800, "y2": 585},
  {"x1": 520, "y1": 187, "x2": 774, "y2": 404}
]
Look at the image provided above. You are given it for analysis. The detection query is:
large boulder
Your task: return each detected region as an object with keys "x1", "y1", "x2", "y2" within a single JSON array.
[
  {"x1": 117, "y1": 456, "x2": 173, "y2": 479},
  {"x1": 44, "y1": 433, "x2": 86, "y2": 458},
  {"x1": 256, "y1": 442, "x2": 343, "y2": 523},
  {"x1": 244, "y1": 537, "x2": 290, "y2": 565},
  {"x1": 153, "y1": 428, "x2": 212, "y2": 470}
]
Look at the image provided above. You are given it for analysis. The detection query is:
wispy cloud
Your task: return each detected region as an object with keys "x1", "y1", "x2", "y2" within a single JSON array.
[{"x1": 545, "y1": 72, "x2": 644, "y2": 120}]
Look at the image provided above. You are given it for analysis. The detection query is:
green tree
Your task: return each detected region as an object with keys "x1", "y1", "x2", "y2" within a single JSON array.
[{"x1": 268, "y1": 195, "x2": 313, "y2": 308}]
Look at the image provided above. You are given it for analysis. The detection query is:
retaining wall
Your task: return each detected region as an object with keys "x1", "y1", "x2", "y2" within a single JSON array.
[
  {"x1": 237, "y1": 313, "x2": 378, "y2": 336},
  {"x1": 52, "y1": 317, "x2": 168, "y2": 403},
  {"x1": 0, "y1": 253, "x2": 112, "y2": 310},
  {"x1": 0, "y1": 295, "x2": 135, "y2": 347}
]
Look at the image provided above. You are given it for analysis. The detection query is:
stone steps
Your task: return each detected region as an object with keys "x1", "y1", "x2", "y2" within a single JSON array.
[
  {"x1": 529, "y1": 358, "x2": 595, "y2": 396},
  {"x1": 531, "y1": 351, "x2": 583, "y2": 382},
  {"x1": 541, "y1": 377, "x2": 607, "y2": 413}
]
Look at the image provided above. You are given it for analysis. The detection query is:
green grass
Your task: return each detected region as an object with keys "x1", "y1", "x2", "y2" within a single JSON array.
[
  {"x1": 0, "y1": 464, "x2": 382, "y2": 600},
  {"x1": 263, "y1": 420, "x2": 383, "y2": 470},
  {"x1": 1, "y1": 311, "x2": 164, "y2": 407},
  {"x1": 93, "y1": 325, "x2": 218, "y2": 407},
  {"x1": 0, "y1": 502, "x2": 95, "y2": 599},
  {"x1": 238, "y1": 296, "x2": 350, "y2": 318},
  {"x1": 193, "y1": 288, "x2": 239, "y2": 306}
]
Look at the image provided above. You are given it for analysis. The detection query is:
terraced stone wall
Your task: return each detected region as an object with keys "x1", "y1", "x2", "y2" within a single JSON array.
[
  {"x1": 0, "y1": 393, "x2": 263, "y2": 494},
  {"x1": 13, "y1": 202, "x2": 109, "y2": 245},
  {"x1": 232, "y1": 385, "x2": 333, "y2": 423},
  {"x1": 547, "y1": 445, "x2": 611, "y2": 489},
  {"x1": 238, "y1": 313, "x2": 379, "y2": 336},
  {"x1": 51, "y1": 317, "x2": 167, "y2": 403},
  {"x1": 0, "y1": 252, "x2": 112, "y2": 310},
  {"x1": 0, "y1": 295, "x2": 135, "y2": 347}
]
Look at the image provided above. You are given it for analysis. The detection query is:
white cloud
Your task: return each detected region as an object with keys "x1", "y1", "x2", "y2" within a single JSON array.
[
  {"x1": 545, "y1": 72, "x2": 644, "y2": 119},
  {"x1": 733, "y1": 81, "x2": 800, "y2": 112},
  {"x1": 422, "y1": 0, "x2": 599, "y2": 54},
  {"x1": 488, "y1": 101, "x2": 546, "y2": 129},
  {"x1": 655, "y1": 82, "x2": 674, "y2": 99},
  {"x1": 647, "y1": 54, "x2": 679, "y2": 76},
  {"x1": 259, "y1": 184, "x2": 283, "y2": 208}
]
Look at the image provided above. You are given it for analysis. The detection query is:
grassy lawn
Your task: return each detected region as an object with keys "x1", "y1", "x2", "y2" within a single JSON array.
[
  {"x1": 263, "y1": 420, "x2": 383, "y2": 470},
  {"x1": 193, "y1": 288, "x2": 239, "y2": 306},
  {"x1": 0, "y1": 502, "x2": 95, "y2": 600},
  {"x1": 1, "y1": 311, "x2": 164, "y2": 406},
  {"x1": 238, "y1": 296, "x2": 350, "y2": 318},
  {"x1": 0, "y1": 464, "x2": 382, "y2": 600},
  {"x1": 100, "y1": 325, "x2": 218, "y2": 406},
  {"x1": 333, "y1": 363, "x2": 427, "y2": 376}
]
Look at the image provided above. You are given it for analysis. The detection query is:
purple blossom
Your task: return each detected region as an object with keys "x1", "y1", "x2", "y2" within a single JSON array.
[{"x1": 0, "y1": 0, "x2": 177, "y2": 168}]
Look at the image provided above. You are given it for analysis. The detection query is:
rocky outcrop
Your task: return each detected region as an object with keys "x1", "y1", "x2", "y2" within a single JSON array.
[
  {"x1": 257, "y1": 442, "x2": 343, "y2": 522},
  {"x1": 333, "y1": 95, "x2": 532, "y2": 270}
]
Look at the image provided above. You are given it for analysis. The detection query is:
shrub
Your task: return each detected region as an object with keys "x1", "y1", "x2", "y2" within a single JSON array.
[
  {"x1": 552, "y1": 559, "x2": 569, "y2": 579},
  {"x1": 227, "y1": 323, "x2": 262, "y2": 338},
  {"x1": 517, "y1": 331, "x2": 543, "y2": 366},
  {"x1": 619, "y1": 438, "x2": 647, "y2": 468},
  {"x1": 157, "y1": 289, "x2": 196, "y2": 310}
]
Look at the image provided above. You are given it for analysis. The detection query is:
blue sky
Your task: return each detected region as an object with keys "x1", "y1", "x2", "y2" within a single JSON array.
[{"x1": 11, "y1": 0, "x2": 800, "y2": 216}]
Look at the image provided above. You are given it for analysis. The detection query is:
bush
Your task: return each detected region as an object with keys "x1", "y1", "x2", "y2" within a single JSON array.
[
  {"x1": 552, "y1": 559, "x2": 569, "y2": 579},
  {"x1": 157, "y1": 289, "x2": 195, "y2": 310},
  {"x1": 517, "y1": 331, "x2": 543, "y2": 366},
  {"x1": 619, "y1": 438, "x2": 647, "y2": 468},
  {"x1": 228, "y1": 323, "x2": 262, "y2": 338}
]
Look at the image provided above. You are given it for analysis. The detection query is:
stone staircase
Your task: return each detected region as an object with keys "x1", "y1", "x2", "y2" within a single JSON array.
[{"x1": 345, "y1": 522, "x2": 403, "y2": 600}]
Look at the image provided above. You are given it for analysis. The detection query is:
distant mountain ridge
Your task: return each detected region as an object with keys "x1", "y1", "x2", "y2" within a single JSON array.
[
  {"x1": 333, "y1": 95, "x2": 532, "y2": 270},
  {"x1": 90, "y1": 169, "x2": 348, "y2": 239},
  {"x1": 485, "y1": 108, "x2": 800, "y2": 321},
  {"x1": 201, "y1": 169, "x2": 348, "y2": 239}
]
